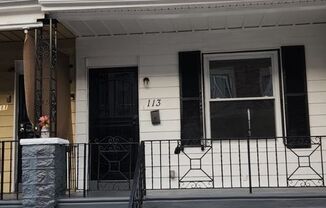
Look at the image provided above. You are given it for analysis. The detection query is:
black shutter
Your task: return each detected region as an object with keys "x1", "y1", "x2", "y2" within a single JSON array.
[
  {"x1": 179, "y1": 51, "x2": 203, "y2": 145},
  {"x1": 281, "y1": 45, "x2": 311, "y2": 148}
]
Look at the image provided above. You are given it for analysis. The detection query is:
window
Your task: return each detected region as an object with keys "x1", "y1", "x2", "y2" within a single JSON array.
[{"x1": 204, "y1": 51, "x2": 282, "y2": 138}]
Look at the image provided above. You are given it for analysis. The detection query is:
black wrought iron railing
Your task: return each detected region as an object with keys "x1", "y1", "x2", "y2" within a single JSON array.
[
  {"x1": 66, "y1": 138, "x2": 139, "y2": 197},
  {"x1": 1, "y1": 136, "x2": 326, "y2": 201},
  {"x1": 0, "y1": 140, "x2": 21, "y2": 200},
  {"x1": 128, "y1": 142, "x2": 146, "y2": 208},
  {"x1": 143, "y1": 136, "x2": 326, "y2": 192}
]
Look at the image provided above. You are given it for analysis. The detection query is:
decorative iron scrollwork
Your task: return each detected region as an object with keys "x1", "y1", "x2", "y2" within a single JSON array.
[
  {"x1": 90, "y1": 136, "x2": 136, "y2": 191},
  {"x1": 178, "y1": 144, "x2": 214, "y2": 188},
  {"x1": 287, "y1": 136, "x2": 324, "y2": 187}
]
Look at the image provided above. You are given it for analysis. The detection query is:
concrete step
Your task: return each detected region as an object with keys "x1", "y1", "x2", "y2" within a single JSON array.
[
  {"x1": 58, "y1": 197, "x2": 129, "y2": 208},
  {"x1": 0, "y1": 197, "x2": 130, "y2": 208},
  {"x1": 0, "y1": 200, "x2": 21, "y2": 208}
]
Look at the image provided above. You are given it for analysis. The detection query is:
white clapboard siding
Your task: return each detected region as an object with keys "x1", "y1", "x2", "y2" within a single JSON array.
[
  {"x1": 139, "y1": 87, "x2": 179, "y2": 99},
  {"x1": 310, "y1": 115, "x2": 326, "y2": 127},
  {"x1": 311, "y1": 127, "x2": 326, "y2": 135},
  {"x1": 140, "y1": 120, "x2": 180, "y2": 133},
  {"x1": 308, "y1": 92, "x2": 326, "y2": 104},
  {"x1": 139, "y1": 76, "x2": 179, "y2": 88},
  {"x1": 309, "y1": 104, "x2": 326, "y2": 115},
  {"x1": 308, "y1": 80, "x2": 326, "y2": 92},
  {"x1": 139, "y1": 109, "x2": 180, "y2": 121},
  {"x1": 307, "y1": 69, "x2": 326, "y2": 81},
  {"x1": 76, "y1": 24, "x2": 326, "y2": 145},
  {"x1": 139, "y1": 55, "x2": 178, "y2": 66},
  {"x1": 140, "y1": 131, "x2": 180, "y2": 140},
  {"x1": 140, "y1": 65, "x2": 178, "y2": 77}
]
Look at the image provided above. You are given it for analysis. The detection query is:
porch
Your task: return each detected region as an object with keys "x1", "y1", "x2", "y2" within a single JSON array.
[
  {"x1": 1, "y1": 136, "x2": 326, "y2": 207},
  {"x1": 0, "y1": 0, "x2": 326, "y2": 207}
]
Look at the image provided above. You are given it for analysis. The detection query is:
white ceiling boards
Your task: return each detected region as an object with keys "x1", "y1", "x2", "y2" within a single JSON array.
[{"x1": 49, "y1": 1, "x2": 326, "y2": 37}]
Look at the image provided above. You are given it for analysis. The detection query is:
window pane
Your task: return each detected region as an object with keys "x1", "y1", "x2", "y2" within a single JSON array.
[
  {"x1": 210, "y1": 58, "x2": 273, "y2": 98},
  {"x1": 210, "y1": 100, "x2": 276, "y2": 138}
]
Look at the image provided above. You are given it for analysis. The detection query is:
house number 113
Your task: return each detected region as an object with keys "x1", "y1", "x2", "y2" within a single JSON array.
[{"x1": 147, "y1": 99, "x2": 161, "y2": 107}]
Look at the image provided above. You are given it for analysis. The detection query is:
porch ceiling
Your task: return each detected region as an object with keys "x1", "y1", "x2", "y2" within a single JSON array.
[{"x1": 54, "y1": 4, "x2": 326, "y2": 38}]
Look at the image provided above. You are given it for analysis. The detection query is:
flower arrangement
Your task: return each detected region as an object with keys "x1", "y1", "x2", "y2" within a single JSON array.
[{"x1": 39, "y1": 115, "x2": 50, "y2": 129}]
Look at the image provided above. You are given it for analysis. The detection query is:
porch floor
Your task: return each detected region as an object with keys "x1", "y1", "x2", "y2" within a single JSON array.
[
  {"x1": 143, "y1": 188, "x2": 326, "y2": 208},
  {"x1": 65, "y1": 190, "x2": 130, "y2": 198},
  {"x1": 64, "y1": 187, "x2": 326, "y2": 199},
  {"x1": 145, "y1": 187, "x2": 326, "y2": 199}
]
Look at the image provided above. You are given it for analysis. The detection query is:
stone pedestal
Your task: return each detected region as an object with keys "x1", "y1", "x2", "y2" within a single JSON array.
[{"x1": 20, "y1": 138, "x2": 69, "y2": 208}]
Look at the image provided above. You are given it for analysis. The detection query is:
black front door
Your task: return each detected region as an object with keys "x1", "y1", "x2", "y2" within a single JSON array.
[{"x1": 89, "y1": 67, "x2": 139, "y2": 183}]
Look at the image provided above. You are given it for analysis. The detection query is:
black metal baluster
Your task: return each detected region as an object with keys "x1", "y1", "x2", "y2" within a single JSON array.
[
  {"x1": 16, "y1": 142, "x2": 19, "y2": 200},
  {"x1": 77, "y1": 145, "x2": 79, "y2": 190},
  {"x1": 159, "y1": 141, "x2": 162, "y2": 189},
  {"x1": 229, "y1": 140, "x2": 233, "y2": 188},
  {"x1": 151, "y1": 141, "x2": 153, "y2": 189},
  {"x1": 177, "y1": 141, "x2": 180, "y2": 189},
  {"x1": 211, "y1": 139, "x2": 215, "y2": 188},
  {"x1": 247, "y1": 138, "x2": 252, "y2": 194},
  {"x1": 220, "y1": 139, "x2": 224, "y2": 188},
  {"x1": 129, "y1": 143, "x2": 132, "y2": 190},
  {"x1": 266, "y1": 139, "x2": 270, "y2": 187},
  {"x1": 142, "y1": 142, "x2": 146, "y2": 195},
  {"x1": 319, "y1": 137, "x2": 325, "y2": 186},
  {"x1": 284, "y1": 137, "x2": 288, "y2": 187},
  {"x1": 72, "y1": 145, "x2": 76, "y2": 192},
  {"x1": 1, "y1": 142, "x2": 4, "y2": 200},
  {"x1": 83, "y1": 143, "x2": 87, "y2": 197},
  {"x1": 275, "y1": 138, "x2": 279, "y2": 187},
  {"x1": 168, "y1": 140, "x2": 171, "y2": 189},
  {"x1": 9, "y1": 142, "x2": 12, "y2": 193},
  {"x1": 238, "y1": 139, "x2": 242, "y2": 188},
  {"x1": 68, "y1": 146, "x2": 71, "y2": 197},
  {"x1": 256, "y1": 139, "x2": 260, "y2": 187}
]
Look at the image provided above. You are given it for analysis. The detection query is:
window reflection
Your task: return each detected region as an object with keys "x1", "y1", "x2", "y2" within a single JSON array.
[{"x1": 209, "y1": 58, "x2": 273, "y2": 99}]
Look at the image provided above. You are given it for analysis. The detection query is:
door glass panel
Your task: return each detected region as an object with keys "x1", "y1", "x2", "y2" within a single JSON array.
[{"x1": 209, "y1": 58, "x2": 273, "y2": 98}]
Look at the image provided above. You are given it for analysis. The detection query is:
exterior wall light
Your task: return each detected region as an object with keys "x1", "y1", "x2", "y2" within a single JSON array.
[
  {"x1": 143, "y1": 77, "x2": 150, "y2": 88},
  {"x1": 6, "y1": 95, "x2": 12, "y2": 103}
]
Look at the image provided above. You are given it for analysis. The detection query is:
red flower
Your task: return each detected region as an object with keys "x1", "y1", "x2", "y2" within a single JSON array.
[{"x1": 39, "y1": 115, "x2": 50, "y2": 128}]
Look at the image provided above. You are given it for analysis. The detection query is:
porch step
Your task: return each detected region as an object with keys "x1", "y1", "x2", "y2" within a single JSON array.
[
  {"x1": 58, "y1": 197, "x2": 129, "y2": 208},
  {"x1": 0, "y1": 200, "x2": 21, "y2": 208}
]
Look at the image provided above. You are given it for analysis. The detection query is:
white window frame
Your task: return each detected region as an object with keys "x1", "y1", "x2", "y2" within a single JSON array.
[{"x1": 203, "y1": 51, "x2": 282, "y2": 138}]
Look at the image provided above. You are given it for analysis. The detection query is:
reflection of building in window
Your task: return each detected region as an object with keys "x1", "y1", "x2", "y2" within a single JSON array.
[
  {"x1": 260, "y1": 67, "x2": 273, "y2": 96},
  {"x1": 210, "y1": 67, "x2": 235, "y2": 98}
]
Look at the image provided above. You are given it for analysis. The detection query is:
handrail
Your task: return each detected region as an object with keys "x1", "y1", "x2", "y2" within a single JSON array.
[{"x1": 128, "y1": 141, "x2": 146, "y2": 208}]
